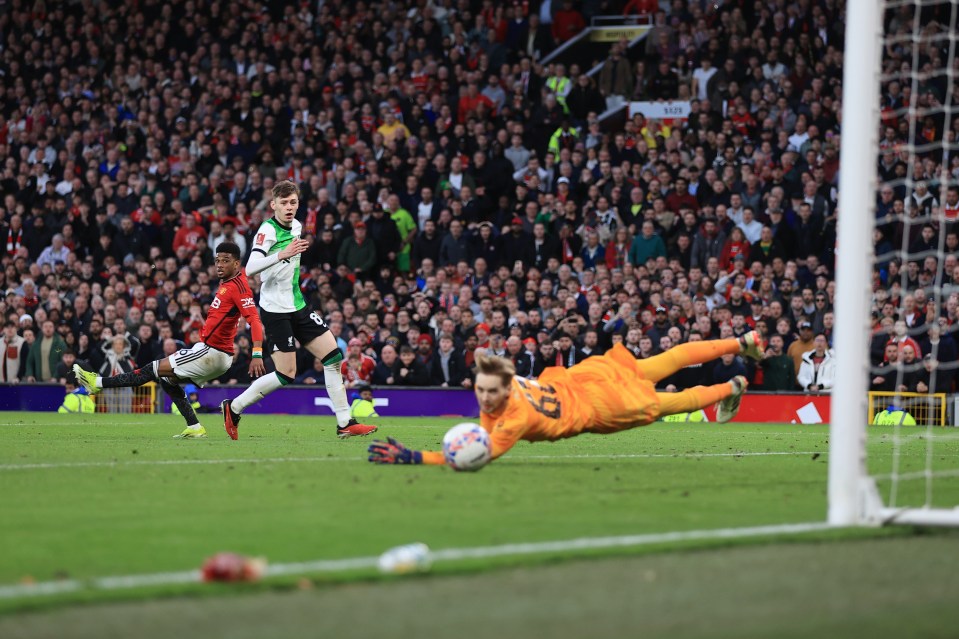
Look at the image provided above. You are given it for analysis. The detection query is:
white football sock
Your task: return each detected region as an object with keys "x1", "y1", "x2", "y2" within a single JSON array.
[
  {"x1": 231, "y1": 372, "x2": 284, "y2": 414},
  {"x1": 324, "y1": 363, "x2": 351, "y2": 427}
]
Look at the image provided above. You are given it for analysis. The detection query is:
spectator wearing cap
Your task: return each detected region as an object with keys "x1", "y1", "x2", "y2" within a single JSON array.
[
  {"x1": 415, "y1": 334, "x2": 435, "y2": 367},
  {"x1": 430, "y1": 333, "x2": 469, "y2": 388},
  {"x1": 787, "y1": 320, "x2": 817, "y2": 375},
  {"x1": 337, "y1": 221, "x2": 377, "y2": 279},
  {"x1": 628, "y1": 219, "x2": 666, "y2": 266},
  {"x1": 646, "y1": 306, "x2": 673, "y2": 346},
  {"x1": 554, "y1": 331, "x2": 583, "y2": 368},
  {"x1": 473, "y1": 323, "x2": 492, "y2": 351},
  {"x1": 341, "y1": 337, "x2": 376, "y2": 388}
]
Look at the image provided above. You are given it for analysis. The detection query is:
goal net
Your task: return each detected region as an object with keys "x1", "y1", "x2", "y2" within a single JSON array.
[{"x1": 831, "y1": 0, "x2": 959, "y2": 526}]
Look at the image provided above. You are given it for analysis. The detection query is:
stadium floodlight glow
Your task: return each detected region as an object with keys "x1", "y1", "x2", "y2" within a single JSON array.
[{"x1": 831, "y1": 0, "x2": 959, "y2": 527}]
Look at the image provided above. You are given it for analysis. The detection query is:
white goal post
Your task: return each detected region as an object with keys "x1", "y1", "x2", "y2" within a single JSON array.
[{"x1": 830, "y1": 0, "x2": 959, "y2": 527}]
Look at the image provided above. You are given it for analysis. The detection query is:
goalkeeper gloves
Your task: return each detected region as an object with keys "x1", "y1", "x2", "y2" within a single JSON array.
[{"x1": 368, "y1": 437, "x2": 423, "y2": 465}]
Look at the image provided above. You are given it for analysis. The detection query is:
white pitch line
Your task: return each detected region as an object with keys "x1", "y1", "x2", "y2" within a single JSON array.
[
  {"x1": 506, "y1": 451, "x2": 826, "y2": 461},
  {"x1": 0, "y1": 450, "x2": 827, "y2": 472},
  {"x1": 0, "y1": 457, "x2": 348, "y2": 471},
  {"x1": 0, "y1": 521, "x2": 833, "y2": 601}
]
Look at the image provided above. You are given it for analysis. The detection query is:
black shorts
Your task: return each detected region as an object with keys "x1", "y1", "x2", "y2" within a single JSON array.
[{"x1": 260, "y1": 307, "x2": 329, "y2": 353}]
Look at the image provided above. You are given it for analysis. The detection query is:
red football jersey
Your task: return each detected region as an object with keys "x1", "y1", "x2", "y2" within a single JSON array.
[
  {"x1": 341, "y1": 355, "x2": 376, "y2": 384},
  {"x1": 201, "y1": 269, "x2": 264, "y2": 354}
]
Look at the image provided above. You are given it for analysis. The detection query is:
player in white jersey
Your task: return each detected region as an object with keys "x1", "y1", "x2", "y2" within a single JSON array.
[{"x1": 222, "y1": 180, "x2": 377, "y2": 440}]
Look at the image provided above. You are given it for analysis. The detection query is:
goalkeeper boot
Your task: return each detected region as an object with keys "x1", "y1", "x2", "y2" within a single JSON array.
[
  {"x1": 716, "y1": 376, "x2": 748, "y2": 423},
  {"x1": 739, "y1": 331, "x2": 765, "y2": 361},
  {"x1": 173, "y1": 425, "x2": 207, "y2": 439},
  {"x1": 221, "y1": 399, "x2": 241, "y2": 441},
  {"x1": 73, "y1": 364, "x2": 100, "y2": 394},
  {"x1": 337, "y1": 419, "x2": 378, "y2": 439}
]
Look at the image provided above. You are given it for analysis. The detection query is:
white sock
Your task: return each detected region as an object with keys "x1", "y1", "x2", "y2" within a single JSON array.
[
  {"x1": 95, "y1": 376, "x2": 103, "y2": 386},
  {"x1": 232, "y1": 372, "x2": 285, "y2": 414},
  {"x1": 186, "y1": 424, "x2": 202, "y2": 431},
  {"x1": 324, "y1": 363, "x2": 351, "y2": 427}
]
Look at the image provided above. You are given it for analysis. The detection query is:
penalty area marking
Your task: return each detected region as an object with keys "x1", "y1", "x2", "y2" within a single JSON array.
[
  {"x1": 0, "y1": 450, "x2": 827, "y2": 472},
  {"x1": 0, "y1": 521, "x2": 833, "y2": 601}
]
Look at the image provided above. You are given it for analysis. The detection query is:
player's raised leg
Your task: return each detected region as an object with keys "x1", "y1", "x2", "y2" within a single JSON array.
[
  {"x1": 656, "y1": 375, "x2": 749, "y2": 423},
  {"x1": 632, "y1": 331, "x2": 765, "y2": 383},
  {"x1": 75, "y1": 357, "x2": 209, "y2": 438},
  {"x1": 74, "y1": 359, "x2": 164, "y2": 394}
]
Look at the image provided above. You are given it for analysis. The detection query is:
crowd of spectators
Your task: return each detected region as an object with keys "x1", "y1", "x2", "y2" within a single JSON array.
[{"x1": 0, "y1": 0, "x2": 957, "y2": 404}]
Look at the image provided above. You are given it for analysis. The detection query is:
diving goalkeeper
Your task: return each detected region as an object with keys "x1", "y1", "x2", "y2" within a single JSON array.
[{"x1": 369, "y1": 332, "x2": 765, "y2": 466}]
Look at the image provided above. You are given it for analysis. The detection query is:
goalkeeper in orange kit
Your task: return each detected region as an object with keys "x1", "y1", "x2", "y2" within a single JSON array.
[{"x1": 368, "y1": 331, "x2": 766, "y2": 466}]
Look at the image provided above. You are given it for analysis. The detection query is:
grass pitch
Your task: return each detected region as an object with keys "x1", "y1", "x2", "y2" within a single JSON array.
[{"x1": 1, "y1": 412, "x2": 958, "y2": 637}]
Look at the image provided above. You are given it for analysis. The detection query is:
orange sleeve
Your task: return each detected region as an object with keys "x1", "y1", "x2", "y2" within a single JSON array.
[
  {"x1": 415, "y1": 415, "x2": 526, "y2": 466},
  {"x1": 488, "y1": 416, "x2": 527, "y2": 459},
  {"x1": 419, "y1": 451, "x2": 446, "y2": 465}
]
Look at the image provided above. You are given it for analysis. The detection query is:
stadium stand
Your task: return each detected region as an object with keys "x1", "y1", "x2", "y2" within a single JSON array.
[{"x1": 0, "y1": 0, "x2": 956, "y2": 403}]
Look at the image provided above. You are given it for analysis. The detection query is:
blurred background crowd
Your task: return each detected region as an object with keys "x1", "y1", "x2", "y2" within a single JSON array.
[{"x1": 0, "y1": 0, "x2": 957, "y2": 400}]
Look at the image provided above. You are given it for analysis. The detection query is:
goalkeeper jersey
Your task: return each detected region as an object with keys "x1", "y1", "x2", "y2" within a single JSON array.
[
  {"x1": 250, "y1": 218, "x2": 306, "y2": 313},
  {"x1": 418, "y1": 343, "x2": 661, "y2": 464}
]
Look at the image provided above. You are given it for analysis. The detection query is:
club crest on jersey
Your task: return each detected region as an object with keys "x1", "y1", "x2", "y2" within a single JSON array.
[
  {"x1": 218, "y1": 287, "x2": 227, "y2": 296},
  {"x1": 256, "y1": 233, "x2": 266, "y2": 245}
]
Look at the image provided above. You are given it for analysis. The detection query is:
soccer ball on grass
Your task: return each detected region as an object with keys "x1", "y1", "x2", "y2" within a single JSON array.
[{"x1": 442, "y1": 422, "x2": 492, "y2": 472}]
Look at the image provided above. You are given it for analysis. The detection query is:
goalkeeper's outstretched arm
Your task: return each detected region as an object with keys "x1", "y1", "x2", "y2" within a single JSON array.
[{"x1": 368, "y1": 428, "x2": 521, "y2": 466}]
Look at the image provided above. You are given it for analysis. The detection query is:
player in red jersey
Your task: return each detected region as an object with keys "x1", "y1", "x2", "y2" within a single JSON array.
[{"x1": 74, "y1": 243, "x2": 265, "y2": 438}]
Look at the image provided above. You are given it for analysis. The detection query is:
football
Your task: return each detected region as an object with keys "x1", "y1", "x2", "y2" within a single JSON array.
[{"x1": 442, "y1": 422, "x2": 492, "y2": 472}]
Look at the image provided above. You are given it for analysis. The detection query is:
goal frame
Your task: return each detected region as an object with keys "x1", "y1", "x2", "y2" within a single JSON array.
[{"x1": 829, "y1": 0, "x2": 959, "y2": 527}]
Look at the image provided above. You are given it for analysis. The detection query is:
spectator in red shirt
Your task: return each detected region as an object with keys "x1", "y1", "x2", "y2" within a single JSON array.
[
  {"x1": 342, "y1": 337, "x2": 376, "y2": 387},
  {"x1": 457, "y1": 83, "x2": 496, "y2": 124},
  {"x1": 622, "y1": 0, "x2": 658, "y2": 16},
  {"x1": 664, "y1": 177, "x2": 699, "y2": 213},
  {"x1": 172, "y1": 214, "x2": 208, "y2": 255},
  {"x1": 552, "y1": 0, "x2": 586, "y2": 43},
  {"x1": 720, "y1": 227, "x2": 751, "y2": 271}
]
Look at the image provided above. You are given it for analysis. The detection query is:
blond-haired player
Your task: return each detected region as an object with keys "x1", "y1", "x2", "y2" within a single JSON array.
[{"x1": 369, "y1": 332, "x2": 765, "y2": 465}]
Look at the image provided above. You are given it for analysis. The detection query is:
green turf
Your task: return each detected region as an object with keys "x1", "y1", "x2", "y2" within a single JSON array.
[
  {"x1": 3, "y1": 535, "x2": 959, "y2": 639},
  {"x1": 1, "y1": 412, "x2": 958, "y2": 625}
]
